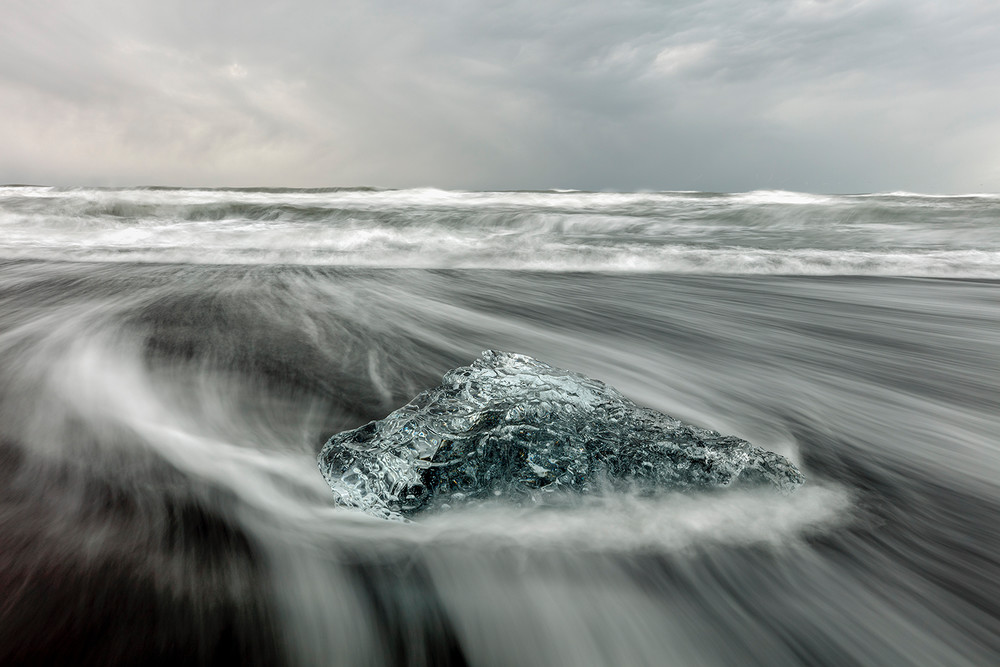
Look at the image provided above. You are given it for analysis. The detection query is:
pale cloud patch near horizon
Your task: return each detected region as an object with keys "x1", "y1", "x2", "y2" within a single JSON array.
[
  {"x1": 652, "y1": 41, "x2": 716, "y2": 77},
  {"x1": 0, "y1": 0, "x2": 998, "y2": 192}
]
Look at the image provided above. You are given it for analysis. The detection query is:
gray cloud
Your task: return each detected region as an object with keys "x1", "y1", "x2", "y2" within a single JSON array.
[{"x1": 1, "y1": 0, "x2": 998, "y2": 191}]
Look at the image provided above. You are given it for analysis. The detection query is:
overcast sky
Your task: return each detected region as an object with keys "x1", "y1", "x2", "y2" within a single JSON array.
[{"x1": 1, "y1": 0, "x2": 998, "y2": 192}]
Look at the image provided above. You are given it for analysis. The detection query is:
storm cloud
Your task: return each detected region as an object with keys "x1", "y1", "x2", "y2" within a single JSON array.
[{"x1": 1, "y1": 0, "x2": 998, "y2": 192}]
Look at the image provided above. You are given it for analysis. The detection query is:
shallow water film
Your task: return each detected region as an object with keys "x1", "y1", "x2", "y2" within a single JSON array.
[{"x1": 0, "y1": 187, "x2": 998, "y2": 665}]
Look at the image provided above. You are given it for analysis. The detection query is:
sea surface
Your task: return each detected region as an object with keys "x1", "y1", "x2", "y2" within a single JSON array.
[{"x1": 0, "y1": 186, "x2": 998, "y2": 665}]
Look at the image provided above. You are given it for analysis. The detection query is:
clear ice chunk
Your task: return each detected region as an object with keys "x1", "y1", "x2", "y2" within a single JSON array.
[{"x1": 318, "y1": 351, "x2": 805, "y2": 520}]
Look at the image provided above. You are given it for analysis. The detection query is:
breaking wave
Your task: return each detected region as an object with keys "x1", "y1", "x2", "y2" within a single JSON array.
[{"x1": 2, "y1": 186, "x2": 1000, "y2": 276}]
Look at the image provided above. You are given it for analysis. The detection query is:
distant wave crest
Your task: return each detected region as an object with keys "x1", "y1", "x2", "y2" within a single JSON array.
[{"x1": 2, "y1": 186, "x2": 999, "y2": 276}]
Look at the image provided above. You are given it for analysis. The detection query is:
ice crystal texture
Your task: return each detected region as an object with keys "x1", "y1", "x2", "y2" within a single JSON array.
[{"x1": 319, "y1": 351, "x2": 804, "y2": 520}]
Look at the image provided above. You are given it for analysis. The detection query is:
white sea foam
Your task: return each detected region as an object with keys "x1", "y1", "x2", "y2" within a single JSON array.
[
  {"x1": 1, "y1": 242, "x2": 998, "y2": 277},
  {"x1": 727, "y1": 189, "x2": 837, "y2": 205},
  {"x1": 406, "y1": 484, "x2": 851, "y2": 553},
  {"x1": 864, "y1": 191, "x2": 1000, "y2": 199},
  {"x1": 3, "y1": 186, "x2": 1000, "y2": 276}
]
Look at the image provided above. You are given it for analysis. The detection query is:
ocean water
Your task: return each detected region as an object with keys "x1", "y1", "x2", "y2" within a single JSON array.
[{"x1": 0, "y1": 186, "x2": 997, "y2": 665}]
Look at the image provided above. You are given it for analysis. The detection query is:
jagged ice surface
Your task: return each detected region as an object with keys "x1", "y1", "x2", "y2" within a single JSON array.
[{"x1": 318, "y1": 351, "x2": 804, "y2": 520}]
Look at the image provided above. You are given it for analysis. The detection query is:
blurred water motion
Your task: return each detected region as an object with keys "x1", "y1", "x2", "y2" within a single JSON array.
[{"x1": 0, "y1": 187, "x2": 998, "y2": 665}]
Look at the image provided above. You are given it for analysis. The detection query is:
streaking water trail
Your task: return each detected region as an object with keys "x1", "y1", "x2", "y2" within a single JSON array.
[{"x1": 0, "y1": 189, "x2": 998, "y2": 665}]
